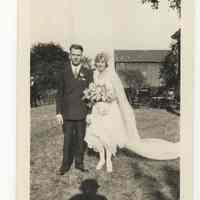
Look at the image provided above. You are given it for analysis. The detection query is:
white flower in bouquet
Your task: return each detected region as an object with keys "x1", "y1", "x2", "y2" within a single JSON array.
[
  {"x1": 96, "y1": 93, "x2": 102, "y2": 101},
  {"x1": 82, "y1": 82, "x2": 116, "y2": 109},
  {"x1": 89, "y1": 83, "x2": 96, "y2": 92},
  {"x1": 106, "y1": 89, "x2": 115, "y2": 103}
]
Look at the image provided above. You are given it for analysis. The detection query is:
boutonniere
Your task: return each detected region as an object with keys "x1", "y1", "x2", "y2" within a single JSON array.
[
  {"x1": 80, "y1": 73, "x2": 84, "y2": 77},
  {"x1": 78, "y1": 73, "x2": 86, "y2": 81}
]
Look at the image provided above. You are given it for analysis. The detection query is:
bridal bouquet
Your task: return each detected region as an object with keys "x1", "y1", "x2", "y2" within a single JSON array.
[{"x1": 82, "y1": 82, "x2": 115, "y2": 109}]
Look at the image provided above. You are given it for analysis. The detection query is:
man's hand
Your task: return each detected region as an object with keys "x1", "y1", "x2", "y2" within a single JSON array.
[{"x1": 56, "y1": 114, "x2": 63, "y2": 125}]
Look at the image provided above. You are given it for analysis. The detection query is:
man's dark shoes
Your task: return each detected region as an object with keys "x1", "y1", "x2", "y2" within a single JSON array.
[
  {"x1": 75, "y1": 164, "x2": 89, "y2": 173},
  {"x1": 57, "y1": 165, "x2": 70, "y2": 175}
]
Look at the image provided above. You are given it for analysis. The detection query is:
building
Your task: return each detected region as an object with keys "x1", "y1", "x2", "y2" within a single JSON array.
[{"x1": 114, "y1": 50, "x2": 169, "y2": 88}]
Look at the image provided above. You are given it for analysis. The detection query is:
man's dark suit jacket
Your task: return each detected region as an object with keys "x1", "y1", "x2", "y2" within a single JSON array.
[{"x1": 56, "y1": 62, "x2": 93, "y2": 120}]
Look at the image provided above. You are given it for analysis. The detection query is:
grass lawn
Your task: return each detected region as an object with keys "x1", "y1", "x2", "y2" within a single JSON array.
[{"x1": 31, "y1": 104, "x2": 180, "y2": 200}]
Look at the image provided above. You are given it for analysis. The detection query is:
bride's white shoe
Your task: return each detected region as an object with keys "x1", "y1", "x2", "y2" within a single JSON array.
[{"x1": 96, "y1": 159, "x2": 105, "y2": 170}]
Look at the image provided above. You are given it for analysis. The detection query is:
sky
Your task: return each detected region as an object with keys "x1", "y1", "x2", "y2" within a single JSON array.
[{"x1": 31, "y1": 0, "x2": 180, "y2": 58}]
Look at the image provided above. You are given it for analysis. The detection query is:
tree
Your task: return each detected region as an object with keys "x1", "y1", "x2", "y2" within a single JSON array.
[
  {"x1": 141, "y1": 0, "x2": 181, "y2": 15},
  {"x1": 160, "y1": 52, "x2": 177, "y2": 88},
  {"x1": 30, "y1": 42, "x2": 69, "y2": 94},
  {"x1": 160, "y1": 29, "x2": 180, "y2": 100},
  {"x1": 141, "y1": 0, "x2": 181, "y2": 103}
]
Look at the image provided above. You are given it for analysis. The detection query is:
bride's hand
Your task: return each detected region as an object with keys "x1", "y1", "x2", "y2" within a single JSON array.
[{"x1": 86, "y1": 114, "x2": 92, "y2": 125}]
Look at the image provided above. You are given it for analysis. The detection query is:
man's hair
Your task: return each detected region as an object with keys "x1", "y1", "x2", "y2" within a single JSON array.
[{"x1": 69, "y1": 44, "x2": 84, "y2": 52}]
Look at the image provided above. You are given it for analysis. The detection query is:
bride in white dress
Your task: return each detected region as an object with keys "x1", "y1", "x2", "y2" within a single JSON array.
[{"x1": 85, "y1": 52, "x2": 180, "y2": 172}]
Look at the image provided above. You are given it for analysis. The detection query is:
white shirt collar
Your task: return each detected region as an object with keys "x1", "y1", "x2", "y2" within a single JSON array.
[{"x1": 71, "y1": 62, "x2": 82, "y2": 73}]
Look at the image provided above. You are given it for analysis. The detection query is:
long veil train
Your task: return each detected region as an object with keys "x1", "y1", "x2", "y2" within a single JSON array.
[{"x1": 109, "y1": 67, "x2": 180, "y2": 160}]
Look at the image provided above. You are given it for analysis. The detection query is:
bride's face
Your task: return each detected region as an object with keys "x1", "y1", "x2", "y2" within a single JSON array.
[{"x1": 96, "y1": 58, "x2": 107, "y2": 73}]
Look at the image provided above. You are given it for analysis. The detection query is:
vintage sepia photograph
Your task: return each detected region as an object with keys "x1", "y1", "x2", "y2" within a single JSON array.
[{"x1": 28, "y1": 0, "x2": 184, "y2": 199}]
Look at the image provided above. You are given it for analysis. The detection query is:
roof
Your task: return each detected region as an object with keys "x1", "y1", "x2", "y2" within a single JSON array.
[{"x1": 114, "y1": 50, "x2": 170, "y2": 63}]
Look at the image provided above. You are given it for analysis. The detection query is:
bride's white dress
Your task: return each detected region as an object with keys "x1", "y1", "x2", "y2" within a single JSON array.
[
  {"x1": 85, "y1": 69, "x2": 128, "y2": 155},
  {"x1": 85, "y1": 68, "x2": 180, "y2": 160}
]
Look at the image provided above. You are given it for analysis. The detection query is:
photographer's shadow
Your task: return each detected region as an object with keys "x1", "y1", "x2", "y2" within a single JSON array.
[{"x1": 69, "y1": 179, "x2": 108, "y2": 200}]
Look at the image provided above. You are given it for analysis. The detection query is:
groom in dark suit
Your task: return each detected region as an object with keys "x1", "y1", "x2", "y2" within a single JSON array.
[{"x1": 56, "y1": 44, "x2": 93, "y2": 175}]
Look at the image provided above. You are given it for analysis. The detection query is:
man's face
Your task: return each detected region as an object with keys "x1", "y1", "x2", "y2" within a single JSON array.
[{"x1": 69, "y1": 48, "x2": 83, "y2": 66}]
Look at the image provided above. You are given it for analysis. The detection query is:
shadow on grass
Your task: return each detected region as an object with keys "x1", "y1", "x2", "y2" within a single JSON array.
[
  {"x1": 119, "y1": 148, "x2": 156, "y2": 162},
  {"x1": 166, "y1": 106, "x2": 180, "y2": 116},
  {"x1": 86, "y1": 148, "x2": 99, "y2": 158},
  {"x1": 69, "y1": 179, "x2": 108, "y2": 200},
  {"x1": 162, "y1": 165, "x2": 180, "y2": 200},
  {"x1": 130, "y1": 161, "x2": 180, "y2": 200},
  {"x1": 121, "y1": 143, "x2": 180, "y2": 200}
]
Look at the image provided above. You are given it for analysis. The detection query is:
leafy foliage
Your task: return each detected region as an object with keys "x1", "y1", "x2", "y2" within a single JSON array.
[
  {"x1": 30, "y1": 42, "x2": 69, "y2": 93},
  {"x1": 160, "y1": 53, "x2": 177, "y2": 88},
  {"x1": 160, "y1": 29, "x2": 180, "y2": 100},
  {"x1": 141, "y1": 0, "x2": 181, "y2": 16}
]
